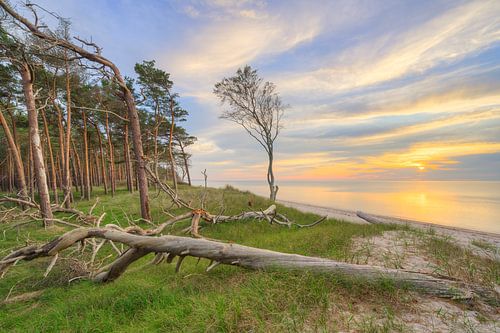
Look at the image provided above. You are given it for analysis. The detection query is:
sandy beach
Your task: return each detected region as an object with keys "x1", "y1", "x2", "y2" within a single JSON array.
[{"x1": 278, "y1": 199, "x2": 500, "y2": 260}]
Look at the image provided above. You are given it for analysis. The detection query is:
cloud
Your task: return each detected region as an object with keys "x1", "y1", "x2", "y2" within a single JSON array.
[
  {"x1": 294, "y1": 141, "x2": 500, "y2": 180},
  {"x1": 163, "y1": 10, "x2": 321, "y2": 95},
  {"x1": 277, "y1": 0, "x2": 500, "y2": 96},
  {"x1": 188, "y1": 138, "x2": 233, "y2": 155},
  {"x1": 160, "y1": 0, "x2": 378, "y2": 98},
  {"x1": 345, "y1": 110, "x2": 500, "y2": 145}
]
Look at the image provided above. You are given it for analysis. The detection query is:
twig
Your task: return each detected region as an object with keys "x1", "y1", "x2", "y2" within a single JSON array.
[{"x1": 43, "y1": 253, "x2": 58, "y2": 277}]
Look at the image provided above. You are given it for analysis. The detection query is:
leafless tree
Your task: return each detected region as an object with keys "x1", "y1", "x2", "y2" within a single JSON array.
[{"x1": 214, "y1": 65, "x2": 285, "y2": 201}]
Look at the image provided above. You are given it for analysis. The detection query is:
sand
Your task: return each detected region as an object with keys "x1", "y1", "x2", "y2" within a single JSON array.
[
  {"x1": 348, "y1": 230, "x2": 499, "y2": 332},
  {"x1": 278, "y1": 199, "x2": 500, "y2": 261}
]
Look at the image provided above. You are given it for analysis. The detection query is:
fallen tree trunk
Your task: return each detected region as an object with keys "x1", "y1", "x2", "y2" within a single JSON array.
[
  {"x1": 0, "y1": 226, "x2": 497, "y2": 302},
  {"x1": 356, "y1": 211, "x2": 385, "y2": 224}
]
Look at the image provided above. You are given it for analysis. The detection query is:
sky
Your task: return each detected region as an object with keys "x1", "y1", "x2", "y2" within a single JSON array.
[{"x1": 22, "y1": 0, "x2": 500, "y2": 181}]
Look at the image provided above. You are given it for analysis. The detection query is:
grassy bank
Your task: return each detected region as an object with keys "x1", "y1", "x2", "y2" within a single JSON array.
[{"x1": 0, "y1": 185, "x2": 496, "y2": 332}]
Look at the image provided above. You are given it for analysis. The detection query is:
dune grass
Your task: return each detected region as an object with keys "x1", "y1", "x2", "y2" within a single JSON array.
[{"x1": 0, "y1": 185, "x2": 414, "y2": 332}]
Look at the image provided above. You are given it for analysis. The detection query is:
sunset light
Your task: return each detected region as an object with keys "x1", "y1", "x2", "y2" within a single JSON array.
[{"x1": 1, "y1": 1, "x2": 499, "y2": 330}]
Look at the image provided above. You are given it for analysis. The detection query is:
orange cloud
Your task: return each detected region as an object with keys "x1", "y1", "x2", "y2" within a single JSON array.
[{"x1": 292, "y1": 141, "x2": 500, "y2": 180}]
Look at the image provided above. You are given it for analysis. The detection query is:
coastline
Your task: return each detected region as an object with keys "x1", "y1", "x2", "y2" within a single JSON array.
[{"x1": 277, "y1": 199, "x2": 500, "y2": 255}]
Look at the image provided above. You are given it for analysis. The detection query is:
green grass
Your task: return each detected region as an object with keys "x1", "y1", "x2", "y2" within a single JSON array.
[
  {"x1": 423, "y1": 235, "x2": 500, "y2": 286},
  {"x1": 0, "y1": 185, "x2": 437, "y2": 332}
]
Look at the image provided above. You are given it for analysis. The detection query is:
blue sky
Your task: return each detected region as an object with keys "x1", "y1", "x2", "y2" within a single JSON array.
[{"x1": 29, "y1": 0, "x2": 500, "y2": 180}]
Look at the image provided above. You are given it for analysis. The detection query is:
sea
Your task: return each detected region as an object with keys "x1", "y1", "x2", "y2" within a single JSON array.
[{"x1": 191, "y1": 179, "x2": 500, "y2": 234}]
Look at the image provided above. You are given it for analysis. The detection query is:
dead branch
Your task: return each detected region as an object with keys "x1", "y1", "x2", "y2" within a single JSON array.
[
  {"x1": 145, "y1": 165, "x2": 192, "y2": 210},
  {"x1": 0, "y1": 196, "x2": 38, "y2": 209},
  {"x1": 0, "y1": 226, "x2": 497, "y2": 302},
  {"x1": 201, "y1": 204, "x2": 326, "y2": 229},
  {"x1": 200, "y1": 169, "x2": 208, "y2": 210}
]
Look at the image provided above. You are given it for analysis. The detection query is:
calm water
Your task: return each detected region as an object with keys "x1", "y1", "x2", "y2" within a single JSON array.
[{"x1": 192, "y1": 180, "x2": 500, "y2": 234}]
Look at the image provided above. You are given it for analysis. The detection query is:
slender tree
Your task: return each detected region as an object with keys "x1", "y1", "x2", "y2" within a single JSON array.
[
  {"x1": 0, "y1": 22, "x2": 53, "y2": 219},
  {"x1": 0, "y1": 64, "x2": 27, "y2": 199},
  {"x1": 214, "y1": 65, "x2": 285, "y2": 201},
  {"x1": 174, "y1": 127, "x2": 196, "y2": 186}
]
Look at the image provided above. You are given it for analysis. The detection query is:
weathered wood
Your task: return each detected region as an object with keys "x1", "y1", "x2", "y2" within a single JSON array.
[
  {"x1": 356, "y1": 211, "x2": 385, "y2": 224},
  {"x1": 1, "y1": 226, "x2": 497, "y2": 302}
]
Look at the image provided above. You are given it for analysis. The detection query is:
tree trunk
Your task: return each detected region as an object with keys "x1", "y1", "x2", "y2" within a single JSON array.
[
  {"x1": 153, "y1": 103, "x2": 160, "y2": 187},
  {"x1": 2, "y1": 227, "x2": 496, "y2": 302},
  {"x1": 105, "y1": 113, "x2": 115, "y2": 196},
  {"x1": 177, "y1": 137, "x2": 191, "y2": 186},
  {"x1": 0, "y1": 108, "x2": 27, "y2": 199},
  {"x1": 19, "y1": 64, "x2": 53, "y2": 221},
  {"x1": 168, "y1": 99, "x2": 178, "y2": 193},
  {"x1": 124, "y1": 120, "x2": 133, "y2": 193},
  {"x1": 94, "y1": 122, "x2": 108, "y2": 194},
  {"x1": 7, "y1": 151, "x2": 13, "y2": 193},
  {"x1": 53, "y1": 99, "x2": 66, "y2": 190},
  {"x1": 63, "y1": 54, "x2": 72, "y2": 208},
  {"x1": 41, "y1": 108, "x2": 58, "y2": 204},
  {"x1": 123, "y1": 86, "x2": 150, "y2": 220},
  {"x1": 82, "y1": 111, "x2": 91, "y2": 200},
  {"x1": 267, "y1": 151, "x2": 278, "y2": 201},
  {"x1": 27, "y1": 139, "x2": 33, "y2": 201},
  {"x1": 71, "y1": 139, "x2": 83, "y2": 199}
]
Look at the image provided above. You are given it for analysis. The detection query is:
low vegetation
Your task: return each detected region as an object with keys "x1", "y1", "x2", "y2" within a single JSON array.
[{"x1": 1, "y1": 185, "x2": 498, "y2": 332}]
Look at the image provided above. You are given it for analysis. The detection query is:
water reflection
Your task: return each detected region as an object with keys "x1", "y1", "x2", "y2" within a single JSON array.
[{"x1": 193, "y1": 180, "x2": 500, "y2": 234}]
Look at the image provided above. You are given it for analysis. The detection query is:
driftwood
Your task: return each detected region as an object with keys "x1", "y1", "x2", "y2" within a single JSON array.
[
  {"x1": 356, "y1": 211, "x2": 386, "y2": 224},
  {"x1": 0, "y1": 226, "x2": 498, "y2": 303}
]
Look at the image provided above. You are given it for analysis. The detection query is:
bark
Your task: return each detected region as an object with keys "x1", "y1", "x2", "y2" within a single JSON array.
[
  {"x1": 82, "y1": 110, "x2": 91, "y2": 200},
  {"x1": 41, "y1": 108, "x2": 58, "y2": 204},
  {"x1": 7, "y1": 151, "x2": 13, "y2": 192},
  {"x1": 177, "y1": 137, "x2": 191, "y2": 186},
  {"x1": 27, "y1": 139, "x2": 33, "y2": 200},
  {"x1": 267, "y1": 151, "x2": 278, "y2": 201},
  {"x1": 94, "y1": 122, "x2": 108, "y2": 194},
  {"x1": 53, "y1": 100, "x2": 66, "y2": 189},
  {"x1": 63, "y1": 54, "x2": 72, "y2": 208},
  {"x1": 71, "y1": 139, "x2": 83, "y2": 198},
  {"x1": 0, "y1": 108, "x2": 27, "y2": 199},
  {"x1": 153, "y1": 103, "x2": 160, "y2": 184},
  {"x1": 122, "y1": 87, "x2": 150, "y2": 220},
  {"x1": 19, "y1": 64, "x2": 53, "y2": 221},
  {"x1": 168, "y1": 99, "x2": 178, "y2": 193},
  {"x1": 105, "y1": 113, "x2": 115, "y2": 196},
  {"x1": 123, "y1": 120, "x2": 133, "y2": 193},
  {"x1": 1, "y1": 226, "x2": 497, "y2": 302}
]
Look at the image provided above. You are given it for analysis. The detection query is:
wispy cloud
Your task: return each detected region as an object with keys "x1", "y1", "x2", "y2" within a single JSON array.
[
  {"x1": 345, "y1": 110, "x2": 500, "y2": 145},
  {"x1": 278, "y1": 0, "x2": 500, "y2": 96},
  {"x1": 162, "y1": 2, "x2": 322, "y2": 96}
]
